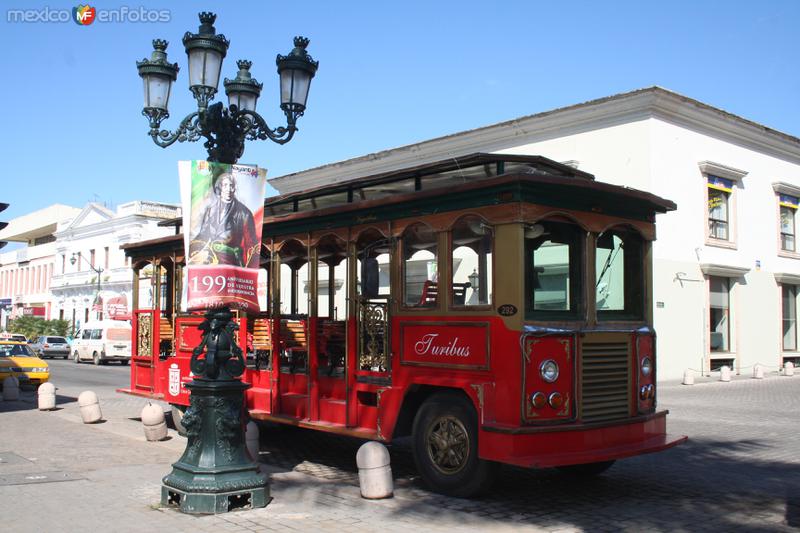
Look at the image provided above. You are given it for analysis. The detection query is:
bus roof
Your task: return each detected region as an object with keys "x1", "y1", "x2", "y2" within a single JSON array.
[{"x1": 124, "y1": 152, "x2": 675, "y2": 253}]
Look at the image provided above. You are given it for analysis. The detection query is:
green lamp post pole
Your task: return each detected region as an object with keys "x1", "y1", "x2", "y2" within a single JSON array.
[{"x1": 136, "y1": 12, "x2": 318, "y2": 514}]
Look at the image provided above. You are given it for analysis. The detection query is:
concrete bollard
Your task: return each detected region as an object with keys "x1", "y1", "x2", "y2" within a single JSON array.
[
  {"x1": 356, "y1": 441, "x2": 393, "y2": 499},
  {"x1": 245, "y1": 421, "x2": 260, "y2": 462},
  {"x1": 2, "y1": 376, "x2": 20, "y2": 401},
  {"x1": 753, "y1": 364, "x2": 764, "y2": 380},
  {"x1": 682, "y1": 369, "x2": 695, "y2": 385},
  {"x1": 720, "y1": 366, "x2": 731, "y2": 382},
  {"x1": 38, "y1": 382, "x2": 57, "y2": 410},
  {"x1": 78, "y1": 391, "x2": 103, "y2": 424},
  {"x1": 785, "y1": 361, "x2": 795, "y2": 377},
  {"x1": 141, "y1": 403, "x2": 167, "y2": 441}
]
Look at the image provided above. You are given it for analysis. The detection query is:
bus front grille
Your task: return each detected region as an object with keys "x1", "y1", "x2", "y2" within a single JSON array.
[{"x1": 580, "y1": 339, "x2": 630, "y2": 423}]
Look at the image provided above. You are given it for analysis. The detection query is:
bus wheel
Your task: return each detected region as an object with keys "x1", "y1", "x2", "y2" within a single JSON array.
[
  {"x1": 73, "y1": 351, "x2": 80, "y2": 364},
  {"x1": 557, "y1": 460, "x2": 616, "y2": 477},
  {"x1": 412, "y1": 392, "x2": 497, "y2": 497},
  {"x1": 93, "y1": 352, "x2": 101, "y2": 366},
  {"x1": 170, "y1": 404, "x2": 187, "y2": 437}
]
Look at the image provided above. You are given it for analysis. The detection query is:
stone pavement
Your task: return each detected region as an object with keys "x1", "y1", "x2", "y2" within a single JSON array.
[{"x1": 1, "y1": 373, "x2": 800, "y2": 532}]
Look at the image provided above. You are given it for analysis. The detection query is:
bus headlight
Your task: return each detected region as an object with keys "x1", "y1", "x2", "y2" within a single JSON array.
[
  {"x1": 641, "y1": 357, "x2": 652, "y2": 377},
  {"x1": 539, "y1": 360, "x2": 559, "y2": 383}
]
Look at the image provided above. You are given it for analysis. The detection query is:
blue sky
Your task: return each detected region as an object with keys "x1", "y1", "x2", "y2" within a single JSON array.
[{"x1": 1, "y1": 0, "x2": 798, "y2": 227}]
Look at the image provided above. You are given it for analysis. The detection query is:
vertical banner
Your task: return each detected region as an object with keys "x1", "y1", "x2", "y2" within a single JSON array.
[{"x1": 179, "y1": 160, "x2": 267, "y2": 311}]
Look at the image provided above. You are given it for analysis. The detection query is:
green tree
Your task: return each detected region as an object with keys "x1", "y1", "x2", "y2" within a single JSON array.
[{"x1": 5, "y1": 317, "x2": 71, "y2": 340}]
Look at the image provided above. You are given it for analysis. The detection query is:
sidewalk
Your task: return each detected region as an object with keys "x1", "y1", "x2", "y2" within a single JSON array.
[
  {"x1": 3, "y1": 375, "x2": 800, "y2": 532},
  {"x1": 0, "y1": 386, "x2": 539, "y2": 533}
]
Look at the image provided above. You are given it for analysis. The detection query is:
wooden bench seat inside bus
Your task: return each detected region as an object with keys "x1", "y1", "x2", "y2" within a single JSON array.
[
  {"x1": 318, "y1": 320, "x2": 346, "y2": 376},
  {"x1": 417, "y1": 280, "x2": 438, "y2": 306},
  {"x1": 280, "y1": 320, "x2": 308, "y2": 372},
  {"x1": 452, "y1": 282, "x2": 471, "y2": 305},
  {"x1": 159, "y1": 318, "x2": 173, "y2": 357},
  {"x1": 252, "y1": 318, "x2": 272, "y2": 369}
]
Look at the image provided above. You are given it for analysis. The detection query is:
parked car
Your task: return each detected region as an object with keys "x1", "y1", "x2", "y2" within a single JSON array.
[
  {"x1": 30, "y1": 336, "x2": 71, "y2": 359},
  {"x1": 0, "y1": 340, "x2": 49, "y2": 386},
  {"x1": 72, "y1": 320, "x2": 132, "y2": 365},
  {"x1": 0, "y1": 333, "x2": 28, "y2": 343}
]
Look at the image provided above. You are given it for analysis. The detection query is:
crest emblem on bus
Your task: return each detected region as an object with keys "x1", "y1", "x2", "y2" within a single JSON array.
[{"x1": 168, "y1": 363, "x2": 180, "y2": 396}]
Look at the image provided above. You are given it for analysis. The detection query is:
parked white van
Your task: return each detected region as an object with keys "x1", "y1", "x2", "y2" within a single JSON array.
[{"x1": 72, "y1": 320, "x2": 132, "y2": 365}]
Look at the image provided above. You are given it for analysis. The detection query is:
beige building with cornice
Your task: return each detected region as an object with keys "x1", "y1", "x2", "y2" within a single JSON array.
[{"x1": 270, "y1": 87, "x2": 800, "y2": 380}]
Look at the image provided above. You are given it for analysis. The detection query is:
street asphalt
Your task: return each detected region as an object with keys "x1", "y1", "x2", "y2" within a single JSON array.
[{"x1": 1, "y1": 364, "x2": 799, "y2": 532}]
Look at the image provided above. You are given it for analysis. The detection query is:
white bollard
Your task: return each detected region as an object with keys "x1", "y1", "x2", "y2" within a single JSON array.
[
  {"x1": 2, "y1": 376, "x2": 19, "y2": 401},
  {"x1": 720, "y1": 365, "x2": 731, "y2": 382},
  {"x1": 753, "y1": 364, "x2": 764, "y2": 380},
  {"x1": 356, "y1": 441, "x2": 393, "y2": 499},
  {"x1": 682, "y1": 369, "x2": 695, "y2": 385},
  {"x1": 78, "y1": 391, "x2": 103, "y2": 424},
  {"x1": 141, "y1": 403, "x2": 167, "y2": 441},
  {"x1": 38, "y1": 382, "x2": 56, "y2": 410},
  {"x1": 246, "y1": 421, "x2": 260, "y2": 462},
  {"x1": 785, "y1": 361, "x2": 795, "y2": 377}
]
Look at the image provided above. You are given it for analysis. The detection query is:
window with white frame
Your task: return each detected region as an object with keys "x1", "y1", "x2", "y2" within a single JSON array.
[
  {"x1": 780, "y1": 194, "x2": 798, "y2": 252},
  {"x1": 707, "y1": 176, "x2": 732, "y2": 241},
  {"x1": 699, "y1": 161, "x2": 747, "y2": 246},
  {"x1": 709, "y1": 276, "x2": 730, "y2": 352}
]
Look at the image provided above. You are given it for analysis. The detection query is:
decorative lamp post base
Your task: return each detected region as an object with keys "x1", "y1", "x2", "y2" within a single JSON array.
[
  {"x1": 161, "y1": 307, "x2": 269, "y2": 514},
  {"x1": 161, "y1": 379, "x2": 269, "y2": 514}
]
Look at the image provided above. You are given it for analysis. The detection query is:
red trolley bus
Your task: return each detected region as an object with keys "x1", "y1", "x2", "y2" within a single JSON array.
[{"x1": 120, "y1": 153, "x2": 686, "y2": 496}]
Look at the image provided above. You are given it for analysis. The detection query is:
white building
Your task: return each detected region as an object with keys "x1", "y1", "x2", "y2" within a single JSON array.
[
  {"x1": 50, "y1": 201, "x2": 180, "y2": 332},
  {"x1": 0, "y1": 204, "x2": 82, "y2": 329},
  {"x1": 270, "y1": 87, "x2": 800, "y2": 380}
]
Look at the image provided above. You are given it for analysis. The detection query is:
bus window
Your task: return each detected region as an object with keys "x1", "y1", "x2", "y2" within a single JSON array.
[
  {"x1": 525, "y1": 221, "x2": 583, "y2": 319},
  {"x1": 402, "y1": 223, "x2": 438, "y2": 307},
  {"x1": 451, "y1": 215, "x2": 493, "y2": 306},
  {"x1": 137, "y1": 262, "x2": 155, "y2": 310},
  {"x1": 278, "y1": 239, "x2": 309, "y2": 316},
  {"x1": 355, "y1": 229, "x2": 391, "y2": 300},
  {"x1": 595, "y1": 228, "x2": 644, "y2": 320},
  {"x1": 315, "y1": 234, "x2": 347, "y2": 319}
]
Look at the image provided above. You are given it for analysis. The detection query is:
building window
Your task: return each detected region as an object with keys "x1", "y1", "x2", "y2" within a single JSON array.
[
  {"x1": 104, "y1": 247, "x2": 110, "y2": 270},
  {"x1": 780, "y1": 195, "x2": 798, "y2": 252},
  {"x1": 90, "y1": 249, "x2": 96, "y2": 268},
  {"x1": 783, "y1": 285, "x2": 798, "y2": 351},
  {"x1": 709, "y1": 276, "x2": 730, "y2": 352},
  {"x1": 707, "y1": 176, "x2": 732, "y2": 241},
  {"x1": 61, "y1": 254, "x2": 66, "y2": 275}
]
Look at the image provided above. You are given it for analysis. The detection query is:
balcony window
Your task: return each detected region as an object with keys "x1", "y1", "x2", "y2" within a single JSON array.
[
  {"x1": 707, "y1": 176, "x2": 732, "y2": 241},
  {"x1": 780, "y1": 195, "x2": 798, "y2": 252}
]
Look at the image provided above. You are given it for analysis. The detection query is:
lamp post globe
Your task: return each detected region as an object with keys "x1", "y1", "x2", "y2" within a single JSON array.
[
  {"x1": 224, "y1": 60, "x2": 263, "y2": 113},
  {"x1": 182, "y1": 12, "x2": 229, "y2": 110},
  {"x1": 137, "y1": 40, "x2": 179, "y2": 130},
  {"x1": 276, "y1": 36, "x2": 319, "y2": 119}
]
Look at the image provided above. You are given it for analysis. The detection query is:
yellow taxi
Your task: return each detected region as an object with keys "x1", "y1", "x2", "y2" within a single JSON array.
[{"x1": 0, "y1": 340, "x2": 50, "y2": 386}]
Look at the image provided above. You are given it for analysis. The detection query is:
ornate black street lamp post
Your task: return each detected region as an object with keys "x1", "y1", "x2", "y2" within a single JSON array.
[{"x1": 136, "y1": 12, "x2": 317, "y2": 514}]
